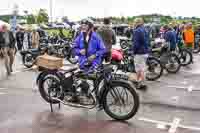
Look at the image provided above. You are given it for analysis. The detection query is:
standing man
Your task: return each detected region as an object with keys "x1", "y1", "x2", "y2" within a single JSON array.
[
  {"x1": 0, "y1": 24, "x2": 16, "y2": 75},
  {"x1": 97, "y1": 18, "x2": 116, "y2": 62},
  {"x1": 31, "y1": 29, "x2": 40, "y2": 49},
  {"x1": 163, "y1": 24, "x2": 177, "y2": 51},
  {"x1": 72, "y1": 19, "x2": 106, "y2": 103},
  {"x1": 23, "y1": 28, "x2": 31, "y2": 50},
  {"x1": 132, "y1": 18, "x2": 149, "y2": 90},
  {"x1": 16, "y1": 27, "x2": 24, "y2": 51},
  {"x1": 183, "y1": 22, "x2": 195, "y2": 51}
]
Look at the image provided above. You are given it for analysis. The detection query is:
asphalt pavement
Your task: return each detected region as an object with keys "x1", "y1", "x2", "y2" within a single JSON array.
[{"x1": 0, "y1": 52, "x2": 200, "y2": 133}]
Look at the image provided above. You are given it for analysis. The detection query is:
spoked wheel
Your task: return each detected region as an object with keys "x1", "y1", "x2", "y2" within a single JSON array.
[
  {"x1": 38, "y1": 74, "x2": 64, "y2": 104},
  {"x1": 22, "y1": 53, "x2": 35, "y2": 68},
  {"x1": 102, "y1": 81, "x2": 139, "y2": 121},
  {"x1": 165, "y1": 53, "x2": 181, "y2": 73},
  {"x1": 179, "y1": 49, "x2": 193, "y2": 66},
  {"x1": 120, "y1": 41, "x2": 129, "y2": 50},
  {"x1": 146, "y1": 57, "x2": 163, "y2": 81}
]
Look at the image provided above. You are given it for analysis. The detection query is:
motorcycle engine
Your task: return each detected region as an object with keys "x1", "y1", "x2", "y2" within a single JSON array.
[
  {"x1": 78, "y1": 80, "x2": 90, "y2": 95},
  {"x1": 75, "y1": 80, "x2": 94, "y2": 105}
]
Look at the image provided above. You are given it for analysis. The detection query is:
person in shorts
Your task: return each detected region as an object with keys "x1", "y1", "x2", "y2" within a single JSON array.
[{"x1": 132, "y1": 18, "x2": 149, "y2": 90}]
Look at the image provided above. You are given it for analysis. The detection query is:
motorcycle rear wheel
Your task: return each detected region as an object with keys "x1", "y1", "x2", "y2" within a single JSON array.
[
  {"x1": 38, "y1": 73, "x2": 64, "y2": 104},
  {"x1": 165, "y1": 53, "x2": 181, "y2": 73},
  {"x1": 146, "y1": 57, "x2": 163, "y2": 81},
  {"x1": 22, "y1": 53, "x2": 35, "y2": 68}
]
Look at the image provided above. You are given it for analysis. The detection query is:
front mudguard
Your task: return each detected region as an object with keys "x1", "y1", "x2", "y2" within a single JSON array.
[
  {"x1": 20, "y1": 50, "x2": 29, "y2": 56},
  {"x1": 98, "y1": 80, "x2": 136, "y2": 105}
]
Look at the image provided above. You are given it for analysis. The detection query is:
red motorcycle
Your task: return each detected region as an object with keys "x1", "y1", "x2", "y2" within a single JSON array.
[{"x1": 111, "y1": 48, "x2": 163, "y2": 81}]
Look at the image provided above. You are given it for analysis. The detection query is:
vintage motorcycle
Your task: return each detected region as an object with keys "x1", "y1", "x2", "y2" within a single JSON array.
[
  {"x1": 20, "y1": 44, "x2": 49, "y2": 68},
  {"x1": 151, "y1": 38, "x2": 181, "y2": 73},
  {"x1": 47, "y1": 40, "x2": 78, "y2": 64},
  {"x1": 37, "y1": 64, "x2": 139, "y2": 121},
  {"x1": 111, "y1": 47, "x2": 163, "y2": 81}
]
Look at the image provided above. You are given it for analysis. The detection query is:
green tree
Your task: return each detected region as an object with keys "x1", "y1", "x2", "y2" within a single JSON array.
[
  {"x1": 27, "y1": 14, "x2": 36, "y2": 24},
  {"x1": 0, "y1": 15, "x2": 11, "y2": 23},
  {"x1": 36, "y1": 9, "x2": 49, "y2": 24}
]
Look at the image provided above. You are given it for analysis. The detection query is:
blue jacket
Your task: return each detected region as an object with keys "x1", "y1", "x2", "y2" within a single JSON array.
[
  {"x1": 74, "y1": 32, "x2": 106, "y2": 72},
  {"x1": 164, "y1": 29, "x2": 177, "y2": 50},
  {"x1": 132, "y1": 25, "x2": 149, "y2": 55}
]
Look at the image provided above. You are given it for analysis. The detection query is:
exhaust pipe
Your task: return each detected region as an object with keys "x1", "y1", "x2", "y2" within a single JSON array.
[{"x1": 50, "y1": 97, "x2": 97, "y2": 109}]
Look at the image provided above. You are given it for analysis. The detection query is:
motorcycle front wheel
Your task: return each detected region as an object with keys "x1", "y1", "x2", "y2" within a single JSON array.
[
  {"x1": 102, "y1": 81, "x2": 139, "y2": 121},
  {"x1": 179, "y1": 49, "x2": 193, "y2": 66},
  {"x1": 146, "y1": 57, "x2": 163, "y2": 81},
  {"x1": 165, "y1": 53, "x2": 181, "y2": 73}
]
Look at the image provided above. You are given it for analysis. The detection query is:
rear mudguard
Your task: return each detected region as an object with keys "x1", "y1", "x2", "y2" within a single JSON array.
[
  {"x1": 36, "y1": 71, "x2": 49, "y2": 85},
  {"x1": 20, "y1": 51, "x2": 40, "y2": 58},
  {"x1": 36, "y1": 70, "x2": 61, "y2": 85}
]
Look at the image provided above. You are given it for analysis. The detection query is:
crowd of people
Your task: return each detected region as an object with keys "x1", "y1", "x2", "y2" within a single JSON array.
[
  {"x1": 15, "y1": 27, "x2": 41, "y2": 51},
  {"x1": 73, "y1": 18, "x2": 198, "y2": 91},
  {"x1": 0, "y1": 25, "x2": 41, "y2": 75},
  {"x1": 0, "y1": 18, "x2": 198, "y2": 92}
]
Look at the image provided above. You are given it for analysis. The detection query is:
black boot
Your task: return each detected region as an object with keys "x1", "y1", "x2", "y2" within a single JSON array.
[{"x1": 135, "y1": 82, "x2": 148, "y2": 91}]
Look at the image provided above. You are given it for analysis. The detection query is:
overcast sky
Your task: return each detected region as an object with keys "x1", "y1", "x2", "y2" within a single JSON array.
[{"x1": 0, "y1": 0, "x2": 199, "y2": 21}]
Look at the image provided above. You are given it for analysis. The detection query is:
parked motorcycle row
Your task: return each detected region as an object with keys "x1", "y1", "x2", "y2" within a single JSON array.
[
  {"x1": 118, "y1": 37, "x2": 193, "y2": 80},
  {"x1": 20, "y1": 37, "x2": 78, "y2": 68},
  {"x1": 29, "y1": 34, "x2": 194, "y2": 121}
]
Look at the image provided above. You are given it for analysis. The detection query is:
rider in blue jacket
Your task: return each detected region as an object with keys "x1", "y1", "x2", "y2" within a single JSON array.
[{"x1": 74, "y1": 19, "x2": 106, "y2": 72}]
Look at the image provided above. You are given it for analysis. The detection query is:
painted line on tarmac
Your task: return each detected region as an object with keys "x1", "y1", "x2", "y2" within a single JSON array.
[
  {"x1": 138, "y1": 117, "x2": 200, "y2": 132},
  {"x1": 0, "y1": 88, "x2": 7, "y2": 90},
  {"x1": 0, "y1": 92, "x2": 7, "y2": 95},
  {"x1": 168, "y1": 118, "x2": 181, "y2": 133},
  {"x1": 181, "y1": 70, "x2": 200, "y2": 74},
  {"x1": 167, "y1": 85, "x2": 200, "y2": 92}
]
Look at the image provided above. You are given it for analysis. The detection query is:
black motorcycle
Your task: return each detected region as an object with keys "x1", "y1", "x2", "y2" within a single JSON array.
[
  {"x1": 37, "y1": 64, "x2": 139, "y2": 121},
  {"x1": 47, "y1": 40, "x2": 78, "y2": 64},
  {"x1": 151, "y1": 41, "x2": 181, "y2": 74},
  {"x1": 20, "y1": 44, "x2": 48, "y2": 68}
]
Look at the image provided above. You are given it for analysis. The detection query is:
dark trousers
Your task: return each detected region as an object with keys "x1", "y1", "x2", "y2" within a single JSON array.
[
  {"x1": 17, "y1": 41, "x2": 23, "y2": 51},
  {"x1": 104, "y1": 51, "x2": 112, "y2": 62}
]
